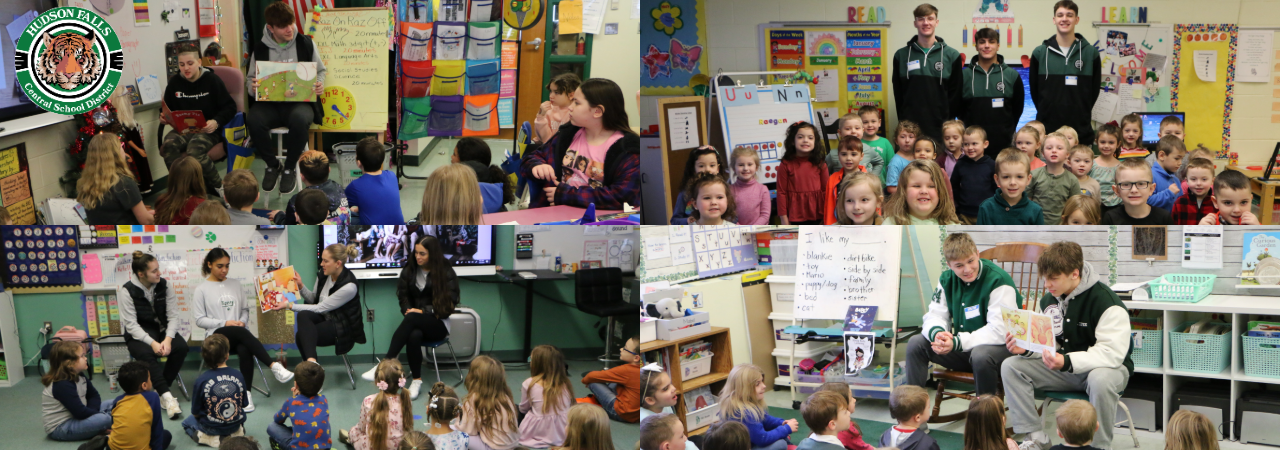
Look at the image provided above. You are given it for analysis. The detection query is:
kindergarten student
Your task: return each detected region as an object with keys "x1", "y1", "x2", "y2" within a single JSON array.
[
  {"x1": 961, "y1": 28, "x2": 1023, "y2": 155},
  {"x1": 418, "y1": 164, "x2": 483, "y2": 225},
  {"x1": 583, "y1": 337, "x2": 642, "y2": 423},
  {"x1": 293, "y1": 189, "x2": 331, "y2": 225},
  {"x1": 703, "y1": 421, "x2": 751, "y2": 450},
  {"x1": 43, "y1": 340, "x2": 114, "y2": 441},
  {"x1": 640, "y1": 365, "x2": 687, "y2": 427},
  {"x1": 271, "y1": 150, "x2": 351, "y2": 225},
  {"x1": 1027, "y1": 132, "x2": 1081, "y2": 225},
  {"x1": 1061, "y1": 195, "x2": 1101, "y2": 225},
  {"x1": 952, "y1": 126, "x2": 997, "y2": 224},
  {"x1": 345, "y1": 136, "x2": 405, "y2": 225},
  {"x1": 826, "y1": 135, "x2": 866, "y2": 224},
  {"x1": 1091, "y1": 124, "x2": 1122, "y2": 214},
  {"x1": 1148, "y1": 135, "x2": 1186, "y2": 211},
  {"x1": 424, "y1": 383, "x2": 467, "y2": 450},
  {"x1": 964, "y1": 395, "x2": 1019, "y2": 450},
  {"x1": 532, "y1": 73, "x2": 581, "y2": 144},
  {"x1": 639, "y1": 413, "x2": 690, "y2": 450},
  {"x1": 560, "y1": 403, "x2": 617, "y2": 450},
  {"x1": 1014, "y1": 125, "x2": 1046, "y2": 171},
  {"x1": 731, "y1": 147, "x2": 771, "y2": 225},
  {"x1": 1199, "y1": 169, "x2": 1260, "y2": 225},
  {"x1": 1172, "y1": 158, "x2": 1218, "y2": 225},
  {"x1": 220, "y1": 170, "x2": 270, "y2": 225},
  {"x1": 188, "y1": 201, "x2": 231, "y2": 225},
  {"x1": 670, "y1": 146, "x2": 728, "y2": 225},
  {"x1": 835, "y1": 174, "x2": 884, "y2": 226},
  {"x1": 827, "y1": 114, "x2": 880, "y2": 176},
  {"x1": 913, "y1": 136, "x2": 937, "y2": 162},
  {"x1": 936, "y1": 120, "x2": 965, "y2": 176},
  {"x1": 816, "y1": 383, "x2": 872, "y2": 450},
  {"x1": 182, "y1": 335, "x2": 248, "y2": 447},
  {"x1": 1166, "y1": 410, "x2": 1219, "y2": 450},
  {"x1": 1029, "y1": 0, "x2": 1101, "y2": 146},
  {"x1": 1051, "y1": 400, "x2": 1101, "y2": 450},
  {"x1": 880, "y1": 385, "x2": 938, "y2": 450},
  {"x1": 1067, "y1": 145, "x2": 1100, "y2": 201},
  {"x1": 885, "y1": 121, "x2": 921, "y2": 195},
  {"x1": 1101, "y1": 159, "x2": 1174, "y2": 225},
  {"x1": 398, "y1": 432, "x2": 431, "y2": 450},
  {"x1": 777, "y1": 121, "x2": 829, "y2": 225},
  {"x1": 154, "y1": 155, "x2": 210, "y2": 225},
  {"x1": 883, "y1": 160, "x2": 959, "y2": 225},
  {"x1": 797, "y1": 391, "x2": 851, "y2": 450},
  {"x1": 892, "y1": 3, "x2": 962, "y2": 142},
  {"x1": 518, "y1": 345, "x2": 573, "y2": 448},
  {"x1": 858, "y1": 106, "x2": 895, "y2": 180},
  {"x1": 267, "y1": 362, "x2": 331, "y2": 450},
  {"x1": 978, "y1": 149, "x2": 1044, "y2": 225},
  {"x1": 343, "y1": 359, "x2": 413, "y2": 450},
  {"x1": 1118, "y1": 114, "x2": 1148, "y2": 160},
  {"x1": 718, "y1": 364, "x2": 797, "y2": 450},
  {"x1": 453, "y1": 137, "x2": 515, "y2": 214},
  {"x1": 1180, "y1": 145, "x2": 1216, "y2": 191},
  {"x1": 688, "y1": 173, "x2": 736, "y2": 225},
  {"x1": 1056, "y1": 126, "x2": 1079, "y2": 148},
  {"x1": 460, "y1": 356, "x2": 521, "y2": 449},
  {"x1": 109, "y1": 361, "x2": 173, "y2": 450}
]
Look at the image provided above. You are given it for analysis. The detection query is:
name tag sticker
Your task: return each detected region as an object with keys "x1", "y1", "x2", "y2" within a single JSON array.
[
  {"x1": 964, "y1": 304, "x2": 981, "y2": 319},
  {"x1": 1065, "y1": 76, "x2": 1078, "y2": 86},
  {"x1": 992, "y1": 98, "x2": 1004, "y2": 108},
  {"x1": 908, "y1": 60, "x2": 921, "y2": 71}
]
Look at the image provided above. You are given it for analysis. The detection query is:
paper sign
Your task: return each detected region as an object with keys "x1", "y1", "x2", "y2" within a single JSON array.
[
  {"x1": 666, "y1": 106, "x2": 700, "y2": 150},
  {"x1": 497, "y1": 98, "x2": 515, "y2": 128},
  {"x1": 671, "y1": 242, "x2": 694, "y2": 265},
  {"x1": 500, "y1": 70, "x2": 517, "y2": 97},
  {"x1": 83, "y1": 253, "x2": 103, "y2": 284},
  {"x1": 1182, "y1": 225, "x2": 1223, "y2": 269},
  {"x1": 559, "y1": 0, "x2": 583, "y2": 34},
  {"x1": 584, "y1": 240, "x2": 608, "y2": 262},
  {"x1": 844, "y1": 329, "x2": 875, "y2": 375},
  {"x1": 645, "y1": 235, "x2": 671, "y2": 260},
  {"x1": 1194, "y1": 50, "x2": 1217, "y2": 82},
  {"x1": 136, "y1": 74, "x2": 161, "y2": 104},
  {"x1": 7, "y1": 197, "x2": 33, "y2": 225},
  {"x1": 0, "y1": 170, "x2": 30, "y2": 205},
  {"x1": 1003, "y1": 307, "x2": 1055, "y2": 354},
  {"x1": 1237, "y1": 30, "x2": 1274, "y2": 83},
  {"x1": 0, "y1": 146, "x2": 19, "y2": 179},
  {"x1": 501, "y1": 42, "x2": 519, "y2": 69},
  {"x1": 311, "y1": 8, "x2": 391, "y2": 131},
  {"x1": 1091, "y1": 92, "x2": 1119, "y2": 123},
  {"x1": 581, "y1": 0, "x2": 606, "y2": 35},
  {"x1": 771, "y1": 84, "x2": 812, "y2": 105},
  {"x1": 1143, "y1": 53, "x2": 1168, "y2": 70},
  {"x1": 669, "y1": 226, "x2": 691, "y2": 243},
  {"x1": 718, "y1": 85, "x2": 760, "y2": 107},
  {"x1": 813, "y1": 69, "x2": 840, "y2": 102}
]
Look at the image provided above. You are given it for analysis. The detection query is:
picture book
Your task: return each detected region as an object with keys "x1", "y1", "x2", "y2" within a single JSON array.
[
  {"x1": 162, "y1": 102, "x2": 207, "y2": 133},
  {"x1": 1246, "y1": 321, "x2": 1280, "y2": 338},
  {"x1": 255, "y1": 61, "x2": 319, "y2": 102},
  {"x1": 1002, "y1": 307, "x2": 1055, "y2": 354},
  {"x1": 1241, "y1": 232, "x2": 1280, "y2": 285},
  {"x1": 843, "y1": 305, "x2": 878, "y2": 332},
  {"x1": 256, "y1": 266, "x2": 300, "y2": 313}
]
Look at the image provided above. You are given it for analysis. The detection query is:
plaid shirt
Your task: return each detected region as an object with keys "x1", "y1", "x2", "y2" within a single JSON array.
[
  {"x1": 1171, "y1": 189, "x2": 1217, "y2": 225},
  {"x1": 520, "y1": 125, "x2": 641, "y2": 210}
]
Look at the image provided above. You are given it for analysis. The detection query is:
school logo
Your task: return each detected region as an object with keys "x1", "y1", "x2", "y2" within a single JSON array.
[
  {"x1": 1074, "y1": 59, "x2": 1083, "y2": 70},
  {"x1": 1044, "y1": 304, "x2": 1064, "y2": 336},
  {"x1": 996, "y1": 81, "x2": 1005, "y2": 93},
  {"x1": 934, "y1": 61, "x2": 943, "y2": 72},
  {"x1": 14, "y1": 7, "x2": 123, "y2": 115}
]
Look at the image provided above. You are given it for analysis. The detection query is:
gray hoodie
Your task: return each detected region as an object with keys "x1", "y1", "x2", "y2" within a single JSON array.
[
  {"x1": 245, "y1": 26, "x2": 327, "y2": 97},
  {"x1": 116, "y1": 271, "x2": 181, "y2": 345}
]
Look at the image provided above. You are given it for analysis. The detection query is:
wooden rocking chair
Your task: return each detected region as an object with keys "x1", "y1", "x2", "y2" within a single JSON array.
[{"x1": 928, "y1": 242, "x2": 1049, "y2": 424}]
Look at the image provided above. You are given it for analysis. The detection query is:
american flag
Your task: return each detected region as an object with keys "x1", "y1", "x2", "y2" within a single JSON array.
[{"x1": 288, "y1": 0, "x2": 333, "y2": 31}]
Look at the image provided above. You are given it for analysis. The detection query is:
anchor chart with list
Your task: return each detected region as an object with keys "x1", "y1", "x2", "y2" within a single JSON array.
[{"x1": 794, "y1": 226, "x2": 902, "y2": 320}]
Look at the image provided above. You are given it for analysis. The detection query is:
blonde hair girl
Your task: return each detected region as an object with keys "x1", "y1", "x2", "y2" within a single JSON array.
[
  {"x1": 555, "y1": 403, "x2": 615, "y2": 450},
  {"x1": 1061, "y1": 195, "x2": 1101, "y2": 225},
  {"x1": 1166, "y1": 410, "x2": 1219, "y2": 450},
  {"x1": 519, "y1": 345, "x2": 574, "y2": 448},
  {"x1": 419, "y1": 164, "x2": 483, "y2": 225},
  {"x1": 835, "y1": 173, "x2": 883, "y2": 225},
  {"x1": 883, "y1": 160, "x2": 959, "y2": 225},
  {"x1": 77, "y1": 133, "x2": 154, "y2": 225},
  {"x1": 718, "y1": 364, "x2": 797, "y2": 448},
  {"x1": 344, "y1": 359, "x2": 414, "y2": 450},
  {"x1": 1014, "y1": 125, "x2": 1045, "y2": 171},
  {"x1": 459, "y1": 355, "x2": 520, "y2": 450}
]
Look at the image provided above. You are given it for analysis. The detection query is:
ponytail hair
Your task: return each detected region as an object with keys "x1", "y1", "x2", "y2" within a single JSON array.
[
  {"x1": 367, "y1": 359, "x2": 413, "y2": 450},
  {"x1": 325, "y1": 243, "x2": 359, "y2": 264},
  {"x1": 426, "y1": 381, "x2": 463, "y2": 426},
  {"x1": 131, "y1": 251, "x2": 156, "y2": 279},
  {"x1": 202, "y1": 247, "x2": 231, "y2": 276}
]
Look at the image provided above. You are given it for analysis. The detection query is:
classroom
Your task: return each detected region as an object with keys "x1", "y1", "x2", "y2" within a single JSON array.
[
  {"x1": 0, "y1": 0, "x2": 642, "y2": 228},
  {"x1": 637, "y1": 224, "x2": 1280, "y2": 450},
  {"x1": 639, "y1": 0, "x2": 1280, "y2": 228},
  {"x1": 0, "y1": 224, "x2": 644, "y2": 450}
]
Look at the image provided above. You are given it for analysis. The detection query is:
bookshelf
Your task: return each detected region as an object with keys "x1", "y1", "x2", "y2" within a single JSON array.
[
  {"x1": 640, "y1": 326, "x2": 733, "y2": 436},
  {"x1": 0, "y1": 290, "x2": 24, "y2": 387}
]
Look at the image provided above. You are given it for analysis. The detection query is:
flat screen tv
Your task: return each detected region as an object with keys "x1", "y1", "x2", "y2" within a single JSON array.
[{"x1": 319, "y1": 225, "x2": 496, "y2": 278}]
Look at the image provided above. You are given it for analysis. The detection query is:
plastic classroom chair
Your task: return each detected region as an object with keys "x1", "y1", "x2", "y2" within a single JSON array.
[{"x1": 420, "y1": 337, "x2": 466, "y2": 388}]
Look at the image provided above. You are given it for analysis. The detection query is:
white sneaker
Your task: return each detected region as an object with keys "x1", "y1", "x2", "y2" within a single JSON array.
[
  {"x1": 161, "y1": 392, "x2": 182, "y2": 419},
  {"x1": 244, "y1": 391, "x2": 255, "y2": 413},
  {"x1": 271, "y1": 362, "x2": 295, "y2": 383},
  {"x1": 361, "y1": 366, "x2": 377, "y2": 382},
  {"x1": 1017, "y1": 438, "x2": 1048, "y2": 450},
  {"x1": 408, "y1": 379, "x2": 423, "y2": 400},
  {"x1": 197, "y1": 430, "x2": 221, "y2": 447}
]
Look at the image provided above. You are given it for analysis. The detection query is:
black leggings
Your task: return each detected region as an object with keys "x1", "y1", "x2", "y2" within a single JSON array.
[
  {"x1": 295, "y1": 310, "x2": 338, "y2": 361},
  {"x1": 211, "y1": 326, "x2": 274, "y2": 390},
  {"x1": 125, "y1": 334, "x2": 189, "y2": 396},
  {"x1": 384, "y1": 312, "x2": 449, "y2": 379}
]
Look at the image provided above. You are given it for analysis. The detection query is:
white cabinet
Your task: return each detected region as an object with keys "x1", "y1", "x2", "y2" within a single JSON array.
[{"x1": 0, "y1": 290, "x2": 24, "y2": 387}]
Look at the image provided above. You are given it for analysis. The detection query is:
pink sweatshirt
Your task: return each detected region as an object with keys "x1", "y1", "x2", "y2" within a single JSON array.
[{"x1": 732, "y1": 177, "x2": 772, "y2": 225}]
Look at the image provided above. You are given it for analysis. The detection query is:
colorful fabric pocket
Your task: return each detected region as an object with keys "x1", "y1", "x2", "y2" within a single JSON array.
[
  {"x1": 399, "y1": 22, "x2": 433, "y2": 62},
  {"x1": 465, "y1": 59, "x2": 501, "y2": 96},
  {"x1": 468, "y1": 0, "x2": 495, "y2": 22},
  {"x1": 438, "y1": 0, "x2": 468, "y2": 22},
  {"x1": 398, "y1": 0, "x2": 432, "y2": 22},
  {"x1": 400, "y1": 60, "x2": 434, "y2": 98},
  {"x1": 462, "y1": 94, "x2": 499, "y2": 137},
  {"x1": 399, "y1": 97, "x2": 433, "y2": 141},
  {"x1": 466, "y1": 21, "x2": 500, "y2": 60},
  {"x1": 428, "y1": 95, "x2": 464, "y2": 137},
  {"x1": 434, "y1": 21, "x2": 467, "y2": 60},
  {"x1": 430, "y1": 60, "x2": 466, "y2": 96}
]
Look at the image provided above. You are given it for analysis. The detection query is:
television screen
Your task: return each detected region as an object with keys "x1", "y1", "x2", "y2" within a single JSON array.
[
  {"x1": 1011, "y1": 65, "x2": 1037, "y2": 132},
  {"x1": 1138, "y1": 112, "x2": 1184, "y2": 145},
  {"x1": 319, "y1": 225, "x2": 495, "y2": 276}
]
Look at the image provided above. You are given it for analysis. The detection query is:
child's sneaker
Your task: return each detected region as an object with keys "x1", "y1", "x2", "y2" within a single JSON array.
[
  {"x1": 244, "y1": 391, "x2": 255, "y2": 413},
  {"x1": 271, "y1": 362, "x2": 295, "y2": 383},
  {"x1": 197, "y1": 430, "x2": 221, "y2": 447},
  {"x1": 408, "y1": 379, "x2": 423, "y2": 400},
  {"x1": 361, "y1": 366, "x2": 377, "y2": 381},
  {"x1": 161, "y1": 392, "x2": 182, "y2": 419},
  {"x1": 339, "y1": 429, "x2": 351, "y2": 444}
]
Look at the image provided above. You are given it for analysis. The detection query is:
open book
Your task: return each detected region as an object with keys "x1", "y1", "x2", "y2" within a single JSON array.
[
  {"x1": 256, "y1": 266, "x2": 301, "y2": 313},
  {"x1": 1002, "y1": 307, "x2": 1056, "y2": 354},
  {"x1": 161, "y1": 102, "x2": 207, "y2": 134}
]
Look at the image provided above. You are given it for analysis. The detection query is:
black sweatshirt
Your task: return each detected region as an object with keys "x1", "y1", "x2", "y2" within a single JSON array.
[
  {"x1": 1029, "y1": 33, "x2": 1102, "y2": 145},
  {"x1": 162, "y1": 67, "x2": 237, "y2": 134},
  {"x1": 892, "y1": 36, "x2": 963, "y2": 141}
]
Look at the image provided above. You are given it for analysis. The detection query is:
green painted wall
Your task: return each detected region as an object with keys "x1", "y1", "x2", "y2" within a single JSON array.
[{"x1": 12, "y1": 225, "x2": 607, "y2": 367}]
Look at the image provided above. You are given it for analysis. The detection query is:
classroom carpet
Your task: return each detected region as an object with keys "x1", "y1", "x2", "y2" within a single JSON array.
[
  {"x1": 0, "y1": 358, "x2": 638, "y2": 450},
  {"x1": 764, "y1": 407, "x2": 964, "y2": 449}
]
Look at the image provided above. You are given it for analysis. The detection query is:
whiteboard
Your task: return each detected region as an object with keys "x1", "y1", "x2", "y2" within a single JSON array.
[
  {"x1": 64, "y1": 0, "x2": 214, "y2": 106},
  {"x1": 512, "y1": 225, "x2": 639, "y2": 272},
  {"x1": 80, "y1": 226, "x2": 288, "y2": 342},
  {"x1": 714, "y1": 84, "x2": 815, "y2": 185},
  {"x1": 794, "y1": 225, "x2": 902, "y2": 321}
]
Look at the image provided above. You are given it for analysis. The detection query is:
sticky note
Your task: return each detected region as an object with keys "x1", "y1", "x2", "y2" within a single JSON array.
[
  {"x1": 132, "y1": 236, "x2": 141, "y2": 244},
  {"x1": 145, "y1": 226, "x2": 155, "y2": 232},
  {"x1": 158, "y1": 226, "x2": 168, "y2": 232},
  {"x1": 285, "y1": 311, "x2": 295, "y2": 325},
  {"x1": 118, "y1": 237, "x2": 129, "y2": 245},
  {"x1": 1275, "y1": 89, "x2": 1280, "y2": 98},
  {"x1": 142, "y1": 236, "x2": 152, "y2": 244},
  {"x1": 1132, "y1": 88, "x2": 1142, "y2": 99},
  {"x1": 1273, "y1": 103, "x2": 1280, "y2": 111},
  {"x1": 132, "y1": 226, "x2": 143, "y2": 233},
  {"x1": 167, "y1": 235, "x2": 176, "y2": 243},
  {"x1": 83, "y1": 253, "x2": 102, "y2": 284},
  {"x1": 118, "y1": 226, "x2": 130, "y2": 234},
  {"x1": 1273, "y1": 114, "x2": 1280, "y2": 123}
]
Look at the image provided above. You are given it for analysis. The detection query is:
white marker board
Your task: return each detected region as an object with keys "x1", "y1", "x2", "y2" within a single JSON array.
[{"x1": 794, "y1": 226, "x2": 902, "y2": 321}]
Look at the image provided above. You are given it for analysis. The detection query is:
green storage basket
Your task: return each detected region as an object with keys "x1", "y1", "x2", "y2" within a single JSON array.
[
  {"x1": 1170, "y1": 321, "x2": 1231, "y2": 374},
  {"x1": 1131, "y1": 328, "x2": 1163, "y2": 368},
  {"x1": 1148, "y1": 274, "x2": 1216, "y2": 303},
  {"x1": 0, "y1": 360, "x2": 6, "y2": 381},
  {"x1": 1242, "y1": 334, "x2": 1280, "y2": 379}
]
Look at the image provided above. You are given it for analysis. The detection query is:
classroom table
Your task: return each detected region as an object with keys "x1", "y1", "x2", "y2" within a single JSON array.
[
  {"x1": 1226, "y1": 165, "x2": 1280, "y2": 225},
  {"x1": 482, "y1": 205, "x2": 625, "y2": 225},
  {"x1": 497, "y1": 269, "x2": 569, "y2": 362}
]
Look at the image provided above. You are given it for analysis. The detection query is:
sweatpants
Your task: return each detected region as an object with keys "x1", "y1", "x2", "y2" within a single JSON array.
[
  {"x1": 246, "y1": 102, "x2": 314, "y2": 170},
  {"x1": 161, "y1": 130, "x2": 223, "y2": 195},
  {"x1": 384, "y1": 312, "x2": 449, "y2": 379},
  {"x1": 1001, "y1": 356, "x2": 1130, "y2": 449},
  {"x1": 211, "y1": 326, "x2": 274, "y2": 390},
  {"x1": 905, "y1": 333, "x2": 1013, "y2": 396}
]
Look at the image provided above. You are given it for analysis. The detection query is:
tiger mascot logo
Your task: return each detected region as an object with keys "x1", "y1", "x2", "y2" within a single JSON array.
[{"x1": 34, "y1": 30, "x2": 103, "y2": 90}]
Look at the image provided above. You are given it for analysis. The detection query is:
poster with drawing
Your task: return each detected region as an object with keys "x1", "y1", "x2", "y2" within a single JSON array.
[
  {"x1": 844, "y1": 332, "x2": 874, "y2": 376},
  {"x1": 1095, "y1": 24, "x2": 1173, "y2": 115},
  {"x1": 1002, "y1": 307, "x2": 1055, "y2": 354}
]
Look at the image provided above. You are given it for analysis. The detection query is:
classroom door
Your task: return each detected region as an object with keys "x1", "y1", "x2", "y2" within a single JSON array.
[{"x1": 514, "y1": 3, "x2": 549, "y2": 142}]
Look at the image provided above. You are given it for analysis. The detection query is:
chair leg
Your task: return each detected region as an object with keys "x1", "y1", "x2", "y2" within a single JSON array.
[
  {"x1": 1039, "y1": 398, "x2": 1056, "y2": 446},
  {"x1": 445, "y1": 341, "x2": 465, "y2": 388},
  {"x1": 175, "y1": 372, "x2": 190, "y2": 400},
  {"x1": 341, "y1": 354, "x2": 356, "y2": 390},
  {"x1": 255, "y1": 359, "x2": 271, "y2": 397},
  {"x1": 1117, "y1": 401, "x2": 1139, "y2": 448},
  {"x1": 598, "y1": 316, "x2": 622, "y2": 368},
  {"x1": 430, "y1": 347, "x2": 442, "y2": 386}
]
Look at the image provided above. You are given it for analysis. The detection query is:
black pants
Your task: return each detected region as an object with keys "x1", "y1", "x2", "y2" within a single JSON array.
[
  {"x1": 246, "y1": 102, "x2": 314, "y2": 170},
  {"x1": 125, "y1": 334, "x2": 189, "y2": 396},
  {"x1": 211, "y1": 326, "x2": 273, "y2": 390},
  {"x1": 384, "y1": 312, "x2": 449, "y2": 379},
  {"x1": 295, "y1": 310, "x2": 338, "y2": 361}
]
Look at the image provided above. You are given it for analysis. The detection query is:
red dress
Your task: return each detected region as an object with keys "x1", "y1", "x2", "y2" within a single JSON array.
[{"x1": 777, "y1": 158, "x2": 827, "y2": 223}]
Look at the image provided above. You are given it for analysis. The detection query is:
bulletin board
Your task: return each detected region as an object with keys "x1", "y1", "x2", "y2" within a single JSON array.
[
  {"x1": 511, "y1": 225, "x2": 639, "y2": 273},
  {"x1": 0, "y1": 143, "x2": 35, "y2": 225},
  {"x1": 1092, "y1": 24, "x2": 1174, "y2": 124},
  {"x1": 657, "y1": 96, "x2": 709, "y2": 219},
  {"x1": 1171, "y1": 24, "x2": 1239, "y2": 158},
  {"x1": 310, "y1": 7, "x2": 391, "y2": 132},
  {"x1": 639, "y1": 0, "x2": 710, "y2": 96},
  {"x1": 1, "y1": 225, "x2": 83, "y2": 293},
  {"x1": 760, "y1": 25, "x2": 890, "y2": 122},
  {"x1": 637, "y1": 225, "x2": 764, "y2": 285},
  {"x1": 712, "y1": 83, "x2": 815, "y2": 187}
]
